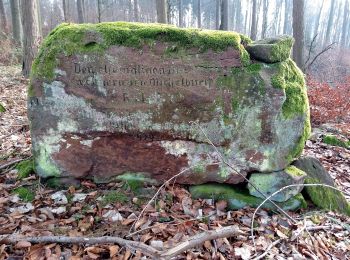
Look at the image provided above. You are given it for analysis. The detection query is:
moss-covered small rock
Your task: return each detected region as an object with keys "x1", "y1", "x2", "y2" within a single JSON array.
[
  {"x1": 323, "y1": 135, "x2": 350, "y2": 149},
  {"x1": 246, "y1": 35, "x2": 294, "y2": 63},
  {"x1": 293, "y1": 156, "x2": 350, "y2": 216},
  {"x1": 248, "y1": 166, "x2": 307, "y2": 202},
  {"x1": 16, "y1": 159, "x2": 35, "y2": 179},
  {"x1": 0, "y1": 103, "x2": 5, "y2": 113},
  {"x1": 189, "y1": 184, "x2": 306, "y2": 211}
]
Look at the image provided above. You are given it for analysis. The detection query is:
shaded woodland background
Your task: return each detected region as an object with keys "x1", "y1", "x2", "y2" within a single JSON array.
[{"x1": 0, "y1": 0, "x2": 350, "y2": 125}]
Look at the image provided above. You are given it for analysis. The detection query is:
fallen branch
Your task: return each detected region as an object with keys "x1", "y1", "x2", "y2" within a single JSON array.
[
  {"x1": 0, "y1": 234, "x2": 161, "y2": 258},
  {"x1": 306, "y1": 42, "x2": 336, "y2": 71}
]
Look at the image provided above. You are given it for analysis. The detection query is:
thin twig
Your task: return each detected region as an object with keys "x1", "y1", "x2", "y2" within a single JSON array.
[
  {"x1": 0, "y1": 157, "x2": 31, "y2": 171},
  {"x1": 251, "y1": 238, "x2": 282, "y2": 260},
  {"x1": 306, "y1": 42, "x2": 336, "y2": 70}
]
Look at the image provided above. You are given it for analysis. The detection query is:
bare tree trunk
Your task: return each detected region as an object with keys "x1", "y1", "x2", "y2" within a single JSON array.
[
  {"x1": 10, "y1": 0, "x2": 22, "y2": 44},
  {"x1": 62, "y1": 0, "x2": 67, "y2": 21},
  {"x1": 197, "y1": 0, "x2": 201, "y2": 28},
  {"x1": 313, "y1": 0, "x2": 324, "y2": 37},
  {"x1": 324, "y1": 0, "x2": 336, "y2": 45},
  {"x1": 244, "y1": 4, "x2": 249, "y2": 34},
  {"x1": 215, "y1": 0, "x2": 220, "y2": 30},
  {"x1": 292, "y1": 0, "x2": 304, "y2": 69},
  {"x1": 219, "y1": 0, "x2": 228, "y2": 30},
  {"x1": 178, "y1": 0, "x2": 183, "y2": 27},
  {"x1": 234, "y1": 0, "x2": 242, "y2": 32},
  {"x1": 21, "y1": 0, "x2": 41, "y2": 77},
  {"x1": 250, "y1": 0, "x2": 257, "y2": 40},
  {"x1": 341, "y1": 0, "x2": 349, "y2": 46},
  {"x1": 0, "y1": 0, "x2": 8, "y2": 33},
  {"x1": 283, "y1": 0, "x2": 291, "y2": 35},
  {"x1": 133, "y1": 0, "x2": 139, "y2": 22},
  {"x1": 156, "y1": 0, "x2": 167, "y2": 24},
  {"x1": 77, "y1": 0, "x2": 84, "y2": 23},
  {"x1": 261, "y1": 0, "x2": 268, "y2": 38}
]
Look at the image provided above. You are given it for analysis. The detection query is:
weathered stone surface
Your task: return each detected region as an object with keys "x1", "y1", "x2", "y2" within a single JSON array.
[
  {"x1": 248, "y1": 166, "x2": 307, "y2": 202},
  {"x1": 246, "y1": 35, "x2": 294, "y2": 63},
  {"x1": 28, "y1": 22, "x2": 310, "y2": 184},
  {"x1": 189, "y1": 184, "x2": 307, "y2": 211},
  {"x1": 293, "y1": 156, "x2": 350, "y2": 216}
]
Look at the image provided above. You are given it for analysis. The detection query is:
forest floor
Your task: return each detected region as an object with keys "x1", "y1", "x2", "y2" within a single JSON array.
[{"x1": 0, "y1": 65, "x2": 350, "y2": 259}]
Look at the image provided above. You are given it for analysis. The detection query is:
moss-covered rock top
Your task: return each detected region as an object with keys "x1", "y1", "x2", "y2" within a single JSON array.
[{"x1": 31, "y1": 22, "x2": 250, "y2": 81}]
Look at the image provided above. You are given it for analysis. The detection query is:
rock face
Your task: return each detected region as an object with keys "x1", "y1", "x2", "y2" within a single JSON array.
[
  {"x1": 28, "y1": 22, "x2": 310, "y2": 184},
  {"x1": 293, "y1": 156, "x2": 350, "y2": 216},
  {"x1": 248, "y1": 166, "x2": 307, "y2": 202}
]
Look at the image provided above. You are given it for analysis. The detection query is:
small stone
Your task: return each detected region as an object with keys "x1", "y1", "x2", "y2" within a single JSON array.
[
  {"x1": 103, "y1": 210, "x2": 124, "y2": 222},
  {"x1": 248, "y1": 166, "x2": 307, "y2": 202},
  {"x1": 10, "y1": 203, "x2": 34, "y2": 214},
  {"x1": 150, "y1": 240, "x2": 163, "y2": 250},
  {"x1": 51, "y1": 191, "x2": 68, "y2": 205},
  {"x1": 72, "y1": 193, "x2": 87, "y2": 202},
  {"x1": 50, "y1": 206, "x2": 67, "y2": 214}
]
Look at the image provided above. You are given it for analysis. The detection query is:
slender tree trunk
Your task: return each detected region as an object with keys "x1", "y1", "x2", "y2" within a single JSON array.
[
  {"x1": 134, "y1": 0, "x2": 139, "y2": 22},
  {"x1": 261, "y1": 0, "x2": 268, "y2": 38},
  {"x1": 341, "y1": 0, "x2": 349, "y2": 46},
  {"x1": 244, "y1": 4, "x2": 249, "y2": 34},
  {"x1": 234, "y1": 0, "x2": 242, "y2": 32},
  {"x1": 178, "y1": 0, "x2": 183, "y2": 27},
  {"x1": 292, "y1": 0, "x2": 304, "y2": 69},
  {"x1": 332, "y1": 1, "x2": 342, "y2": 43},
  {"x1": 324, "y1": 0, "x2": 336, "y2": 45},
  {"x1": 197, "y1": 0, "x2": 201, "y2": 28},
  {"x1": 77, "y1": 0, "x2": 84, "y2": 23},
  {"x1": 10, "y1": 0, "x2": 22, "y2": 44},
  {"x1": 313, "y1": 0, "x2": 324, "y2": 37},
  {"x1": 250, "y1": 0, "x2": 257, "y2": 40},
  {"x1": 156, "y1": 0, "x2": 167, "y2": 24},
  {"x1": 21, "y1": 0, "x2": 41, "y2": 77},
  {"x1": 215, "y1": 0, "x2": 220, "y2": 30},
  {"x1": 0, "y1": 0, "x2": 8, "y2": 33},
  {"x1": 62, "y1": 0, "x2": 67, "y2": 22},
  {"x1": 219, "y1": 0, "x2": 228, "y2": 30},
  {"x1": 283, "y1": 0, "x2": 291, "y2": 35}
]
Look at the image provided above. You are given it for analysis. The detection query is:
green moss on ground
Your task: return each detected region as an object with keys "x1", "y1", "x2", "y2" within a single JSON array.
[
  {"x1": 13, "y1": 187, "x2": 35, "y2": 202},
  {"x1": 189, "y1": 183, "x2": 306, "y2": 211},
  {"x1": 16, "y1": 159, "x2": 35, "y2": 179},
  {"x1": 115, "y1": 172, "x2": 158, "y2": 192},
  {"x1": 0, "y1": 103, "x2": 5, "y2": 113},
  {"x1": 323, "y1": 135, "x2": 350, "y2": 149},
  {"x1": 100, "y1": 191, "x2": 128, "y2": 206},
  {"x1": 31, "y1": 22, "x2": 250, "y2": 84},
  {"x1": 305, "y1": 177, "x2": 350, "y2": 216}
]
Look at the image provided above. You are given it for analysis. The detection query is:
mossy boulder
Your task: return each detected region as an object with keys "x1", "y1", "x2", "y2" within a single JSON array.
[
  {"x1": 246, "y1": 35, "x2": 294, "y2": 63},
  {"x1": 248, "y1": 166, "x2": 307, "y2": 202},
  {"x1": 189, "y1": 183, "x2": 307, "y2": 211},
  {"x1": 28, "y1": 22, "x2": 310, "y2": 186},
  {"x1": 293, "y1": 156, "x2": 350, "y2": 216}
]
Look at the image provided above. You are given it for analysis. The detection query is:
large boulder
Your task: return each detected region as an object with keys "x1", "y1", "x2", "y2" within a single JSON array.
[
  {"x1": 293, "y1": 156, "x2": 350, "y2": 216},
  {"x1": 28, "y1": 22, "x2": 310, "y2": 184}
]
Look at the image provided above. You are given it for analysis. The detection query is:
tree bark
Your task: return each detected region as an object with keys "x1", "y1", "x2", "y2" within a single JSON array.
[
  {"x1": 156, "y1": 0, "x2": 167, "y2": 24},
  {"x1": 21, "y1": 0, "x2": 41, "y2": 77},
  {"x1": 134, "y1": 0, "x2": 139, "y2": 22},
  {"x1": 313, "y1": 0, "x2": 324, "y2": 37},
  {"x1": 219, "y1": 0, "x2": 228, "y2": 30},
  {"x1": 283, "y1": 0, "x2": 291, "y2": 35},
  {"x1": 292, "y1": 0, "x2": 304, "y2": 69},
  {"x1": 250, "y1": 0, "x2": 257, "y2": 40},
  {"x1": 10, "y1": 0, "x2": 22, "y2": 44},
  {"x1": 0, "y1": 0, "x2": 8, "y2": 33},
  {"x1": 341, "y1": 0, "x2": 349, "y2": 46},
  {"x1": 261, "y1": 0, "x2": 268, "y2": 38},
  {"x1": 324, "y1": 0, "x2": 336, "y2": 45},
  {"x1": 234, "y1": 0, "x2": 242, "y2": 32},
  {"x1": 197, "y1": 0, "x2": 201, "y2": 28},
  {"x1": 77, "y1": 0, "x2": 84, "y2": 23}
]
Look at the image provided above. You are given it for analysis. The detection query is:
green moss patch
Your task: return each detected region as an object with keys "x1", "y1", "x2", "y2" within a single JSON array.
[
  {"x1": 16, "y1": 158, "x2": 35, "y2": 179},
  {"x1": 13, "y1": 187, "x2": 35, "y2": 202},
  {"x1": 100, "y1": 191, "x2": 128, "y2": 206},
  {"x1": 0, "y1": 103, "x2": 5, "y2": 113},
  {"x1": 115, "y1": 172, "x2": 158, "y2": 192},
  {"x1": 31, "y1": 22, "x2": 250, "y2": 85},
  {"x1": 323, "y1": 135, "x2": 350, "y2": 149},
  {"x1": 305, "y1": 177, "x2": 350, "y2": 216},
  {"x1": 189, "y1": 183, "x2": 306, "y2": 211}
]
